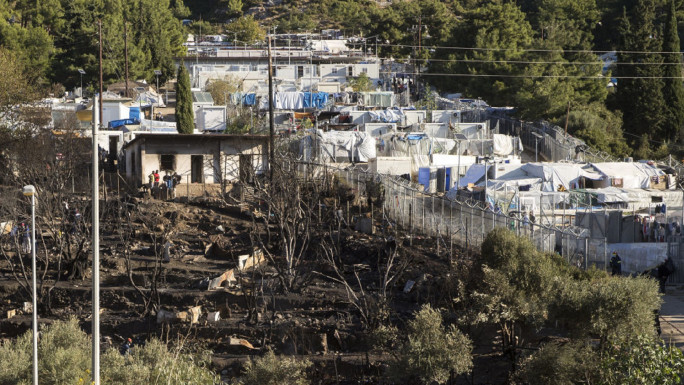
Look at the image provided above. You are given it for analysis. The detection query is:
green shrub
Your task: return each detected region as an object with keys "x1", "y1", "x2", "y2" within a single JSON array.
[
  {"x1": 517, "y1": 341, "x2": 601, "y2": 385},
  {"x1": 102, "y1": 339, "x2": 218, "y2": 384},
  {"x1": 388, "y1": 305, "x2": 472, "y2": 384},
  {"x1": 239, "y1": 349, "x2": 311, "y2": 385},
  {"x1": 0, "y1": 318, "x2": 218, "y2": 385},
  {"x1": 518, "y1": 336, "x2": 684, "y2": 385}
]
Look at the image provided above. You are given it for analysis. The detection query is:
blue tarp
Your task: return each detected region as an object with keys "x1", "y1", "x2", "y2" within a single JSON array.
[
  {"x1": 108, "y1": 118, "x2": 140, "y2": 129},
  {"x1": 302, "y1": 92, "x2": 329, "y2": 109},
  {"x1": 129, "y1": 107, "x2": 140, "y2": 120}
]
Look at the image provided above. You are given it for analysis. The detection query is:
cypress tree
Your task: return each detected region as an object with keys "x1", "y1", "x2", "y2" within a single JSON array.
[
  {"x1": 175, "y1": 62, "x2": 194, "y2": 134},
  {"x1": 662, "y1": 0, "x2": 684, "y2": 144}
]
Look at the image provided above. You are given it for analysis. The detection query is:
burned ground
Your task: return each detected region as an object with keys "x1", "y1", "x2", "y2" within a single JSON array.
[{"x1": 0, "y1": 190, "x2": 516, "y2": 384}]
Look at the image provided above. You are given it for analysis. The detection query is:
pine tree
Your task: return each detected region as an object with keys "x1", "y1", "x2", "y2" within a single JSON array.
[
  {"x1": 175, "y1": 63, "x2": 194, "y2": 134},
  {"x1": 616, "y1": 0, "x2": 666, "y2": 151},
  {"x1": 662, "y1": 0, "x2": 684, "y2": 144}
]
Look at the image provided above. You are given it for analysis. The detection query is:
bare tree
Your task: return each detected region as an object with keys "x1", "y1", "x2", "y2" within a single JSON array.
[
  {"x1": 0, "y1": 112, "x2": 91, "y2": 312},
  {"x1": 317, "y1": 228, "x2": 411, "y2": 330},
  {"x1": 245, "y1": 153, "x2": 322, "y2": 292}
]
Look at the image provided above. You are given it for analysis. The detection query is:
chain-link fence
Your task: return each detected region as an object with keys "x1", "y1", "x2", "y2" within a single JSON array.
[
  {"x1": 307, "y1": 162, "x2": 608, "y2": 271},
  {"x1": 489, "y1": 114, "x2": 617, "y2": 163}
]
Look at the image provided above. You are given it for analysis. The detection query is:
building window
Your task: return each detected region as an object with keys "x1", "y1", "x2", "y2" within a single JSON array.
[
  {"x1": 160, "y1": 154, "x2": 175, "y2": 171},
  {"x1": 362, "y1": 68, "x2": 368, "y2": 73},
  {"x1": 348, "y1": 66, "x2": 353, "y2": 76},
  {"x1": 297, "y1": 66, "x2": 304, "y2": 78}
]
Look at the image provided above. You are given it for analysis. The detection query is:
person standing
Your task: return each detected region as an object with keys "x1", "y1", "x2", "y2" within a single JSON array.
[
  {"x1": 120, "y1": 338, "x2": 133, "y2": 356},
  {"x1": 610, "y1": 251, "x2": 622, "y2": 276},
  {"x1": 153, "y1": 170, "x2": 160, "y2": 188},
  {"x1": 21, "y1": 223, "x2": 31, "y2": 255},
  {"x1": 147, "y1": 171, "x2": 155, "y2": 195}
]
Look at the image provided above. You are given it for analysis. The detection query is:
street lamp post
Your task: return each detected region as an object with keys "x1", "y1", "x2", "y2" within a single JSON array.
[
  {"x1": 78, "y1": 69, "x2": 85, "y2": 98},
  {"x1": 22, "y1": 185, "x2": 38, "y2": 385},
  {"x1": 532, "y1": 132, "x2": 544, "y2": 162}
]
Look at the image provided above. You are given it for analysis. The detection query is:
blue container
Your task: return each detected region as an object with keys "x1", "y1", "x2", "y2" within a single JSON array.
[
  {"x1": 418, "y1": 167, "x2": 431, "y2": 192},
  {"x1": 445, "y1": 167, "x2": 452, "y2": 191}
]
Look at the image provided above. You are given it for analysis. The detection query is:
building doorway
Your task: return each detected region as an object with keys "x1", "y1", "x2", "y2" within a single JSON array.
[{"x1": 191, "y1": 155, "x2": 204, "y2": 183}]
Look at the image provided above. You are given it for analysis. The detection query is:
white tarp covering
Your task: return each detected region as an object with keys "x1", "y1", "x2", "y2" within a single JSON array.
[
  {"x1": 431, "y1": 154, "x2": 477, "y2": 168},
  {"x1": 421, "y1": 123, "x2": 450, "y2": 138},
  {"x1": 586, "y1": 188, "x2": 683, "y2": 209},
  {"x1": 486, "y1": 177, "x2": 542, "y2": 191},
  {"x1": 593, "y1": 187, "x2": 630, "y2": 203},
  {"x1": 412, "y1": 155, "x2": 430, "y2": 175},
  {"x1": 492, "y1": 134, "x2": 514, "y2": 155},
  {"x1": 368, "y1": 108, "x2": 404, "y2": 123},
  {"x1": 138, "y1": 118, "x2": 177, "y2": 132},
  {"x1": 311, "y1": 40, "x2": 353, "y2": 54},
  {"x1": 313, "y1": 130, "x2": 377, "y2": 162},
  {"x1": 522, "y1": 163, "x2": 603, "y2": 192},
  {"x1": 590, "y1": 162, "x2": 664, "y2": 189}
]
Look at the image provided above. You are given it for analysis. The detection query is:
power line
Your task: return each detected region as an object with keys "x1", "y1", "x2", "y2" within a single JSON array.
[
  {"x1": 377, "y1": 42, "x2": 684, "y2": 55},
  {"x1": 375, "y1": 55, "x2": 683, "y2": 66},
  {"x1": 380, "y1": 71, "x2": 684, "y2": 79}
]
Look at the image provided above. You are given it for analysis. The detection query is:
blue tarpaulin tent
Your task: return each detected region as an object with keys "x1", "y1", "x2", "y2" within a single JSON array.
[{"x1": 108, "y1": 118, "x2": 140, "y2": 129}]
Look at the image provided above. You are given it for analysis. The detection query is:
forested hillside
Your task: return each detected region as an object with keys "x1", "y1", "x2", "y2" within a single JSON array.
[{"x1": 3, "y1": 0, "x2": 684, "y2": 156}]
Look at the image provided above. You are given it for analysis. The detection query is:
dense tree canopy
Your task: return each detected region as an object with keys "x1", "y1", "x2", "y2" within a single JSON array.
[{"x1": 0, "y1": 0, "x2": 680, "y2": 156}]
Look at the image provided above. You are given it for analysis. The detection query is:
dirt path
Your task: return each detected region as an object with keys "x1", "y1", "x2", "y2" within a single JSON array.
[{"x1": 660, "y1": 286, "x2": 684, "y2": 348}]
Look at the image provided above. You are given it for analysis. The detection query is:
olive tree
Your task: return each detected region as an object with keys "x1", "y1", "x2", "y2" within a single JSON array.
[{"x1": 387, "y1": 305, "x2": 472, "y2": 384}]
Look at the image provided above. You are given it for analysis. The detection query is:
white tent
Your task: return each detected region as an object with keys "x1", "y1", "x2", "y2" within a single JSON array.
[{"x1": 590, "y1": 162, "x2": 664, "y2": 189}]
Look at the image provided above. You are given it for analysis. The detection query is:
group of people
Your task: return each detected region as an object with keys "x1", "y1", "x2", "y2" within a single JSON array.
[
  {"x1": 639, "y1": 216, "x2": 681, "y2": 243},
  {"x1": 146, "y1": 170, "x2": 181, "y2": 199}
]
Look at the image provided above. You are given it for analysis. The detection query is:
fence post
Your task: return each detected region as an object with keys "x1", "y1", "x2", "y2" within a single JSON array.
[
  {"x1": 409, "y1": 203, "x2": 413, "y2": 246},
  {"x1": 470, "y1": 207, "x2": 474, "y2": 249},
  {"x1": 432, "y1": 195, "x2": 435, "y2": 236},
  {"x1": 187, "y1": 175, "x2": 190, "y2": 199},
  {"x1": 585, "y1": 237, "x2": 589, "y2": 270}
]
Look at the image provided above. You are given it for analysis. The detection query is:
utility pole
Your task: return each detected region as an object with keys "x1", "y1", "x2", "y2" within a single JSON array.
[
  {"x1": 99, "y1": 20, "x2": 103, "y2": 128},
  {"x1": 92, "y1": 19, "x2": 102, "y2": 385},
  {"x1": 564, "y1": 101, "x2": 570, "y2": 135},
  {"x1": 124, "y1": 21, "x2": 129, "y2": 98},
  {"x1": 268, "y1": 35, "x2": 275, "y2": 181}
]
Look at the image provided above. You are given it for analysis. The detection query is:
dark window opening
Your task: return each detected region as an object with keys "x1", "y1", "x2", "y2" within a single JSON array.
[{"x1": 160, "y1": 154, "x2": 175, "y2": 171}]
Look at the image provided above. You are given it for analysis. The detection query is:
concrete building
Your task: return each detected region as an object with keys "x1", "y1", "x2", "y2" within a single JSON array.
[{"x1": 122, "y1": 134, "x2": 268, "y2": 187}]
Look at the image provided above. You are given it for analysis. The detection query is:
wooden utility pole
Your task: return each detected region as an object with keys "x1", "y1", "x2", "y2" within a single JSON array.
[
  {"x1": 268, "y1": 35, "x2": 275, "y2": 181},
  {"x1": 564, "y1": 101, "x2": 570, "y2": 135},
  {"x1": 124, "y1": 21, "x2": 129, "y2": 98}
]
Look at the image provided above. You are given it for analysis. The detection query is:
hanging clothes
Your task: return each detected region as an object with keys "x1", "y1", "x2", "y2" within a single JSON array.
[
  {"x1": 242, "y1": 93, "x2": 256, "y2": 106},
  {"x1": 275, "y1": 92, "x2": 305, "y2": 109}
]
